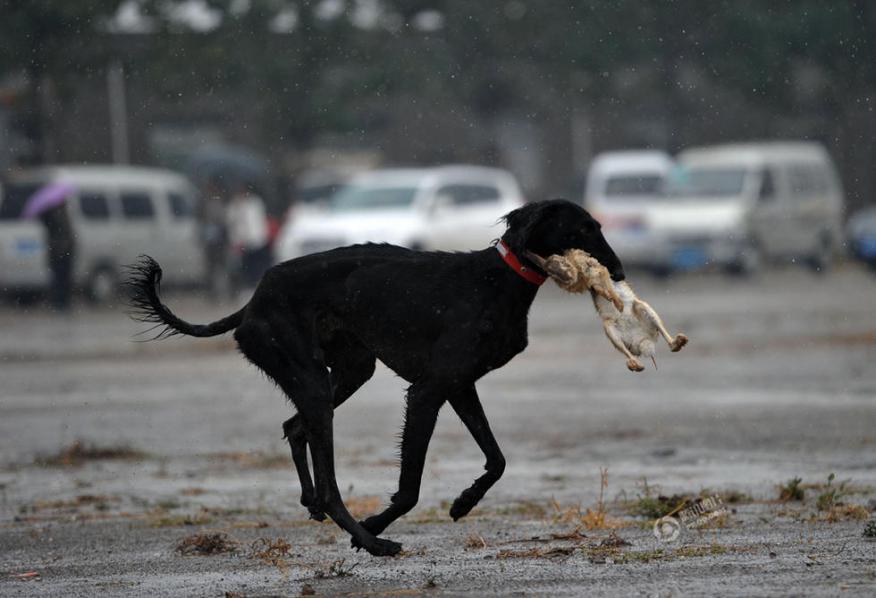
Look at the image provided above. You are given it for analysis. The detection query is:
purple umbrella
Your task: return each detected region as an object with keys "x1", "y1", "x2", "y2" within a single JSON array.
[{"x1": 22, "y1": 182, "x2": 76, "y2": 219}]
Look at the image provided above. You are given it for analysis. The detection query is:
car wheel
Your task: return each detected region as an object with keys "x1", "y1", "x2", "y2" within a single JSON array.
[
  {"x1": 86, "y1": 266, "x2": 119, "y2": 305},
  {"x1": 650, "y1": 265, "x2": 674, "y2": 280},
  {"x1": 727, "y1": 242, "x2": 761, "y2": 277},
  {"x1": 808, "y1": 235, "x2": 832, "y2": 274}
]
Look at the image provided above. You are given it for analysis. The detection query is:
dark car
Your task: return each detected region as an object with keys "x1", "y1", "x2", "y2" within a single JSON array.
[{"x1": 847, "y1": 206, "x2": 876, "y2": 269}]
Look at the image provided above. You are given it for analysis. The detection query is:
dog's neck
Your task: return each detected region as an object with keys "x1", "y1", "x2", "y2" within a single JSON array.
[{"x1": 495, "y1": 240, "x2": 547, "y2": 286}]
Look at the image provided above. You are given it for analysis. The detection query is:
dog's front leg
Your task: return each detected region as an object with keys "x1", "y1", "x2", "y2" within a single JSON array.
[
  {"x1": 355, "y1": 382, "x2": 445, "y2": 544},
  {"x1": 447, "y1": 387, "x2": 505, "y2": 520}
]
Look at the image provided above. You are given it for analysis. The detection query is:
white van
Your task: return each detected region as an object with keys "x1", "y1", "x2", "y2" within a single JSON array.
[
  {"x1": 658, "y1": 142, "x2": 845, "y2": 273},
  {"x1": 0, "y1": 165, "x2": 205, "y2": 301},
  {"x1": 275, "y1": 165, "x2": 524, "y2": 260},
  {"x1": 584, "y1": 150, "x2": 673, "y2": 268}
]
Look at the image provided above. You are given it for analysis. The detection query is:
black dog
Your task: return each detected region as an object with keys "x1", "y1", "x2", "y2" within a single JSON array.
[{"x1": 128, "y1": 199, "x2": 624, "y2": 556}]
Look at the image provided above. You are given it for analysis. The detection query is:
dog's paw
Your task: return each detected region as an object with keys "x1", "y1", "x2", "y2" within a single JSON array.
[
  {"x1": 308, "y1": 507, "x2": 327, "y2": 521},
  {"x1": 351, "y1": 536, "x2": 402, "y2": 557},
  {"x1": 626, "y1": 358, "x2": 645, "y2": 372},
  {"x1": 301, "y1": 495, "x2": 327, "y2": 521},
  {"x1": 670, "y1": 334, "x2": 688, "y2": 352},
  {"x1": 449, "y1": 490, "x2": 479, "y2": 521},
  {"x1": 369, "y1": 537, "x2": 403, "y2": 557}
]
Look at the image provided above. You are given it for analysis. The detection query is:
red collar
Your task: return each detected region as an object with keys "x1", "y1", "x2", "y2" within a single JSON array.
[{"x1": 496, "y1": 240, "x2": 547, "y2": 286}]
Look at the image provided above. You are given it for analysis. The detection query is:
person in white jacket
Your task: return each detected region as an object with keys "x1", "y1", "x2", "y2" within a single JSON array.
[{"x1": 227, "y1": 183, "x2": 269, "y2": 290}]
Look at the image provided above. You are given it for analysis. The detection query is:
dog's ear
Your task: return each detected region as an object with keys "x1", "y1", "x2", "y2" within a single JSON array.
[{"x1": 501, "y1": 201, "x2": 564, "y2": 259}]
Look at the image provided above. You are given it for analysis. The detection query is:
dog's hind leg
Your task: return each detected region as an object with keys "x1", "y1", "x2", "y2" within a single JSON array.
[
  {"x1": 447, "y1": 387, "x2": 505, "y2": 520},
  {"x1": 355, "y1": 380, "x2": 445, "y2": 544},
  {"x1": 282, "y1": 416, "x2": 323, "y2": 520},
  {"x1": 282, "y1": 343, "x2": 375, "y2": 521},
  {"x1": 301, "y1": 398, "x2": 402, "y2": 556},
  {"x1": 236, "y1": 318, "x2": 395, "y2": 556}
]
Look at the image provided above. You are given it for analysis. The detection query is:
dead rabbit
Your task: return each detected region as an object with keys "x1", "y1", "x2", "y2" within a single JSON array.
[{"x1": 527, "y1": 249, "x2": 688, "y2": 371}]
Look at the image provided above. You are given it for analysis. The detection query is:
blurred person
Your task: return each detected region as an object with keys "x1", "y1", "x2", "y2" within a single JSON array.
[
  {"x1": 199, "y1": 178, "x2": 230, "y2": 299},
  {"x1": 227, "y1": 182, "x2": 269, "y2": 292},
  {"x1": 39, "y1": 203, "x2": 76, "y2": 312}
]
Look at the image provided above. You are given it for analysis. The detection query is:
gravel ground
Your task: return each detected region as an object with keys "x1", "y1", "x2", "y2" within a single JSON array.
[{"x1": 1, "y1": 265, "x2": 875, "y2": 596}]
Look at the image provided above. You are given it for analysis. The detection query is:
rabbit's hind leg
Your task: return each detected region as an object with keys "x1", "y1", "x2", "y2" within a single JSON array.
[
  {"x1": 632, "y1": 300, "x2": 687, "y2": 352},
  {"x1": 602, "y1": 322, "x2": 644, "y2": 372}
]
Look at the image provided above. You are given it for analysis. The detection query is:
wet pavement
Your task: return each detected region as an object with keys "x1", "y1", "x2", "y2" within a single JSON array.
[{"x1": 1, "y1": 265, "x2": 875, "y2": 596}]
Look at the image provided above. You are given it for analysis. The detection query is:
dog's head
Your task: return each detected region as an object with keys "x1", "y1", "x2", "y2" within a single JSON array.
[{"x1": 501, "y1": 199, "x2": 625, "y2": 281}]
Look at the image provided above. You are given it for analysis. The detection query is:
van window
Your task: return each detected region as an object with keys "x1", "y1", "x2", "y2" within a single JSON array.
[
  {"x1": 788, "y1": 164, "x2": 829, "y2": 197},
  {"x1": 168, "y1": 192, "x2": 193, "y2": 219},
  {"x1": 121, "y1": 192, "x2": 155, "y2": 219},
  {"x1": 331, "y1": 185, "x2": 418, "y2": 211},
  {"x1": 0, "y1": 183, "x2": 40, "y2": 220},
  {"x1": 665, "y1": 168, "x2": 747, "y2": 198},
  {"x1": 436, "y1": 184, "x2": 501, "y2": 206},
  {"x1": 605, "y1": 175, "x2": 663, "y2": 197},
  {"x1": 79, "y1": 192, "x2": 111, "y2": 220}
]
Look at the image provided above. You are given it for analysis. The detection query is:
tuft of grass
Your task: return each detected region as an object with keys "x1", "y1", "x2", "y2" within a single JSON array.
[
  {"x1": 816, "y1": 504, "x2": 869, "y2": 523},
  {"x1": 627, "y1": 493, "x2": 690, "y2": 520},
  {"x1": 598, "y1": 531, "x2": 631, "y2": 549},
  {"x1": 175, "y1": 532, "x2": 237, "y2": 556},
  {"x1": 816, "y1": 473, "x2": 849, "y2": 511},
  {"x1": 314, "y1": 558, "x2": 358, "y2": 578},
  {"x1": 673, "y1": 544, "x2": 728, "y2": 558},
  {"x1": 250, "y1": 537, "x2": 294, "y2": 575},
  {"x1": 553, "y1": 468, "x2": 629, "y2": 530},
  {"x1": 149, "y1": 508, "x2": 213, "y2": 528},
  {"x1": 778, "y1": 477, "x2": 805, "y2": 502},
  {"x1": 24, "y1": 494, "x2": 117, "y2": 513},
  {"x1": 464, "y1": 532, "x2": 487, "y2": 550},
  {"x1": 711, "y1": 489, "x2": 751, "y2": 504},
  {"x1": 36, "y1": 441, "x2": 148, "y2": 467},
  {"x1": 588, "y1": 543, "x2": 731, "y2": 564},
  {"x1": 493, "y1": 500, "x2": 547, "y2": 519},
  {"x1": 625, "y1": 477, "x2": 691, "y2": 519},
  {"x1": 496, "y1": 546, "x2": 576, "y2": 559},
  {"x1": 210, "y1": 452, "x2": 289, "y2": 469},
  {"x1": 863, "y1": 521, "x2": 876, "y2": 539}
]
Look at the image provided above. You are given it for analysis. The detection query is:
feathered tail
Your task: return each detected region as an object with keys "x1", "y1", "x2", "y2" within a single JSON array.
[{"x1": 126, "y1": 255, "x2": 245, "y2": 340}]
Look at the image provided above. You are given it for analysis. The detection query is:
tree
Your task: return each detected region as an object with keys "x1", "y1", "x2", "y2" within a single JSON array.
[{"x1": 0, "y1": 0, "x2": 130, "y2": 162}]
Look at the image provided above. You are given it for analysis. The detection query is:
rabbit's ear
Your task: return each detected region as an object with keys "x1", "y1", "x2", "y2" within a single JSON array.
[
  {"x1": 524, "y1": 250, "x2": 549, "y2": 269},
  {"x1": 527, "y1": 251, "x2": 575, "y2": 285}
]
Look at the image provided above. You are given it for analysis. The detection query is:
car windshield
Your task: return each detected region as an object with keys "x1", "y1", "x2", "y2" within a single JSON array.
[
  {"x1": 604, "y1": 174, "x2": 663, "y2": 197},
  {"x1": 664, "y1": 167, "x2": 748, "y2": 198},
  {"x1": 297, "y1": 183, "x2": 347, "y2": 204},
  {"x1": 330, "y1": 184, "x2": 419, "y2": 212},
  {"x1": 0, "y1": 182, "x2": 42, "y2": 220}
]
